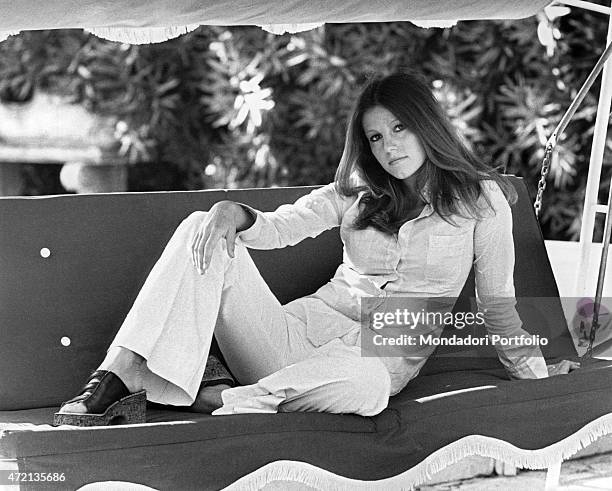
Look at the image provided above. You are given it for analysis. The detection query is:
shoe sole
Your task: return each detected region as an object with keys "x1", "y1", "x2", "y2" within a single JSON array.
[
  {"x1": 202, "y1": 355, "x2": 235, "y2": 387},
  {"x1": 53, "y1": 390, "x2": 147, "y2": 427}
]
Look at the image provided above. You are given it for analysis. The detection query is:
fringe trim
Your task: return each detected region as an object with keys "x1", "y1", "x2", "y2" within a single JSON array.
[
  {"x1": 0, "y1": 31, "x2": 20, "y2": 42},
  {"x1": 411, "y1": 19, "x2": 458, "y2": 28},
  {"x1": 258, "y1": 23, "x2": 324, "y2": 35},
  {"x1": 85, "y1": 22, "x2": 322, "y2": 44},
  {"x1": 224, "y1": 413, "x2": 612, "y2": 490},
  {"x1": 85, "y1": 25, "x2": 199, "y2": 44}
]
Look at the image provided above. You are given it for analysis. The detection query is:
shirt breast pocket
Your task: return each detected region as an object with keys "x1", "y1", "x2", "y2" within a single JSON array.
[{"x1": 425, "y1": 233, "x2": 470, "y2": 283}]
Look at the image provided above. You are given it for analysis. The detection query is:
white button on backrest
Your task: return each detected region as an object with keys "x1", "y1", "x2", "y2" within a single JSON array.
[
  {"x1": 61, "y1": 337, "x2": 71, "y2": 346},
  {"x1": 40, "y1": 248, "x2": 51, "y2": 258}
]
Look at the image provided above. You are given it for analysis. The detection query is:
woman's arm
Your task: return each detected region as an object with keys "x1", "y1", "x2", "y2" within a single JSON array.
[
  {"x1": 191, "y1": 183, "x2": 353, "y2": 273},
  {"x1": 191, "y1": 200, "x2": 256, "y2": 274},
  {"x1": 473, "y1": 181, "x2": 549, "y2": 379},
  {"x1": 234, "y1": 182, "x2": 353, "y2": 250}
]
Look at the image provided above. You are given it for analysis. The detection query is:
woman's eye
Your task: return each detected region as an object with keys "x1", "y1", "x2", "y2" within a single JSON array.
[
  {"x1": 369, "y1": 134, "x2": 381, "y2": 143},
  {"x1": 394, "y1": 123, "x2": 405, "y2": 132}
]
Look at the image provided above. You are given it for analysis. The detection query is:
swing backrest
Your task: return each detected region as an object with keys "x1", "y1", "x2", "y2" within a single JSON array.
[
  {"x1": 0, "y1": 176, "x2": 575, "y2": 410},
  {"x1": 0, "y1": 186, "x2": 343, "y2": 410}
]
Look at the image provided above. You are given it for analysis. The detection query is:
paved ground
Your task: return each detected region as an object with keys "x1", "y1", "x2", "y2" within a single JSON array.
[{"x1": 418, "y1": 452, "x2": 612, "y2": 490}]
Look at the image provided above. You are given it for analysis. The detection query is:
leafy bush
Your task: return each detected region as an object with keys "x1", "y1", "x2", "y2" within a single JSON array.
[{"x1": 0, "y1": 7, "x2": 609, "y2": 240}]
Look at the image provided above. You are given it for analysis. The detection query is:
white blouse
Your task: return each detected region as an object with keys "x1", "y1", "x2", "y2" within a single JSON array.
[{"x1": 237, "y1": 180, "x2": 548, "y2": 395}]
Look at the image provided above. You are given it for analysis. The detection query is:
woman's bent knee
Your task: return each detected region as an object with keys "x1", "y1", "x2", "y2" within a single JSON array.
[
  {"x1": 317, "y1": 356, "x2": 391, "y2": 416},
  {"x1": 349, "y1": 358, "x2": 391, "y2": 416},
  {"x1": 172, "y1": 211, "x2": 208, "y2": 240},
  {"x1": 182, "y1": 210, "x2": 208, "y2": 227}
]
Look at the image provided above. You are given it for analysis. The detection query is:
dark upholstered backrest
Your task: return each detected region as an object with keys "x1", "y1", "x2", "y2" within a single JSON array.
[
  {"x1": 0, "y1": 187, "x2": 341, "y2": 410},
  {"x1": 0, "y1": 177, "x2": 576, "y2": 410}
]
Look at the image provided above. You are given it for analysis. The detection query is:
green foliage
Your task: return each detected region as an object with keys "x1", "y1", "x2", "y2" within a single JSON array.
[{"x1": 0, "y1": 8, "x2": 610, "y2": 240}]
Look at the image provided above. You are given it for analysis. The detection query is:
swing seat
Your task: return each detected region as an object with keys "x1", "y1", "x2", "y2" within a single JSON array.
[{"x1": 1, "y1": 176, "x2": 611, "y2": 490}]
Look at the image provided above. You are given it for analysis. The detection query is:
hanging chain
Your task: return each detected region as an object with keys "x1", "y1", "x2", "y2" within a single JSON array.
[
  {"x1": 533, "y1": 40, "x2": 612, "y2": 221},
  {"x1": 526, "y1": 40, "x2": 612, "y2": 364},
  {"x1": 531, "y1": 41, "x2": 612, "y2": 360},
  {"x1": 534, "y1": 140, "x2": 554, "y2": 219},
  {"x1": 583, "y1": 317, "x2": 600, "y2": 361}
]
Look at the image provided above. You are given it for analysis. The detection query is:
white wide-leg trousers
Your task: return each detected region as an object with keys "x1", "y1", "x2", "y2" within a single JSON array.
[{"x1": 109, "y1": 211, "x2": 391, "y2": 416}]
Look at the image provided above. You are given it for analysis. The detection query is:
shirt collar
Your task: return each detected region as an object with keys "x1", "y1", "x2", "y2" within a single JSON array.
[
  {"x1": 417, "y1": 182, "x2": 435, "y2": 219},
  {"x1": 354, "y1": 175, "x2": 435, "y2": 219}
]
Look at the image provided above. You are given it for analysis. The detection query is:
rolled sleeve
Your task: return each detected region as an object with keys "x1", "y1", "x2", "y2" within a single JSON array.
[
  {"x1": 474, "y1": 181, "x2": 548, "y2": 380},
  {"x1": 234, "y1": 203, "x2": 264, "y2": 244},
  {"x1": 235, "y1": 183, "x2": 354, "y2": 250}
]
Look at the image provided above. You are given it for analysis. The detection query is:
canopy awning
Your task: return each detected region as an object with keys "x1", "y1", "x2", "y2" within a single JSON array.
[{"x1": 0, "y1": 0, "x2": 553, "y2": 42}]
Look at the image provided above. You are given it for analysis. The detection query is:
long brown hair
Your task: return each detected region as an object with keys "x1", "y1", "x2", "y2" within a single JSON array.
[{"x1": 335, "y1": 71, "x2": 516, "y2": 234}]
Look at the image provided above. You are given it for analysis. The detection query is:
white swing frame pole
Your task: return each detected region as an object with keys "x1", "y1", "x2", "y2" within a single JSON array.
[{"x1": 571, "y1": 0, "x2": 612, "y2": 298}]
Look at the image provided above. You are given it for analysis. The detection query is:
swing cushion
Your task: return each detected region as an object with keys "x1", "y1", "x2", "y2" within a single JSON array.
[{"x1": 2, "y1": 176, "x2": 608, "y2": 491}]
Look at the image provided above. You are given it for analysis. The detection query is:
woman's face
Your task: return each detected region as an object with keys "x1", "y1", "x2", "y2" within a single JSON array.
[{"x1": 362, "y1": 105, "x2": 426, "y2": 181}]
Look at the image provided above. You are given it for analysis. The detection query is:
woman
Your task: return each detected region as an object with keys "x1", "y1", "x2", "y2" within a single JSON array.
[{"x1": 55, "y1": 71, "x2": 578, "y2": 426}]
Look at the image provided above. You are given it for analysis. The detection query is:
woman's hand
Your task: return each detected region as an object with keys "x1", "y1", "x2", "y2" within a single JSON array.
[
  {"x1": 190, "y1": 201, "x2": 253, "y2": 274},
  {"x1": 547, "y1": 359, "x2": 581, "y2": 376}
]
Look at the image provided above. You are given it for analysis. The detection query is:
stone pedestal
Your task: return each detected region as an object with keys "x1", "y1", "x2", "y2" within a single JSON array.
[
  {"x1": 59, "y1": 162, "x2": 128, "y2": 194},
  {"x1": 0, "y1": 93, "x2": 130, "y2": 196}
]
